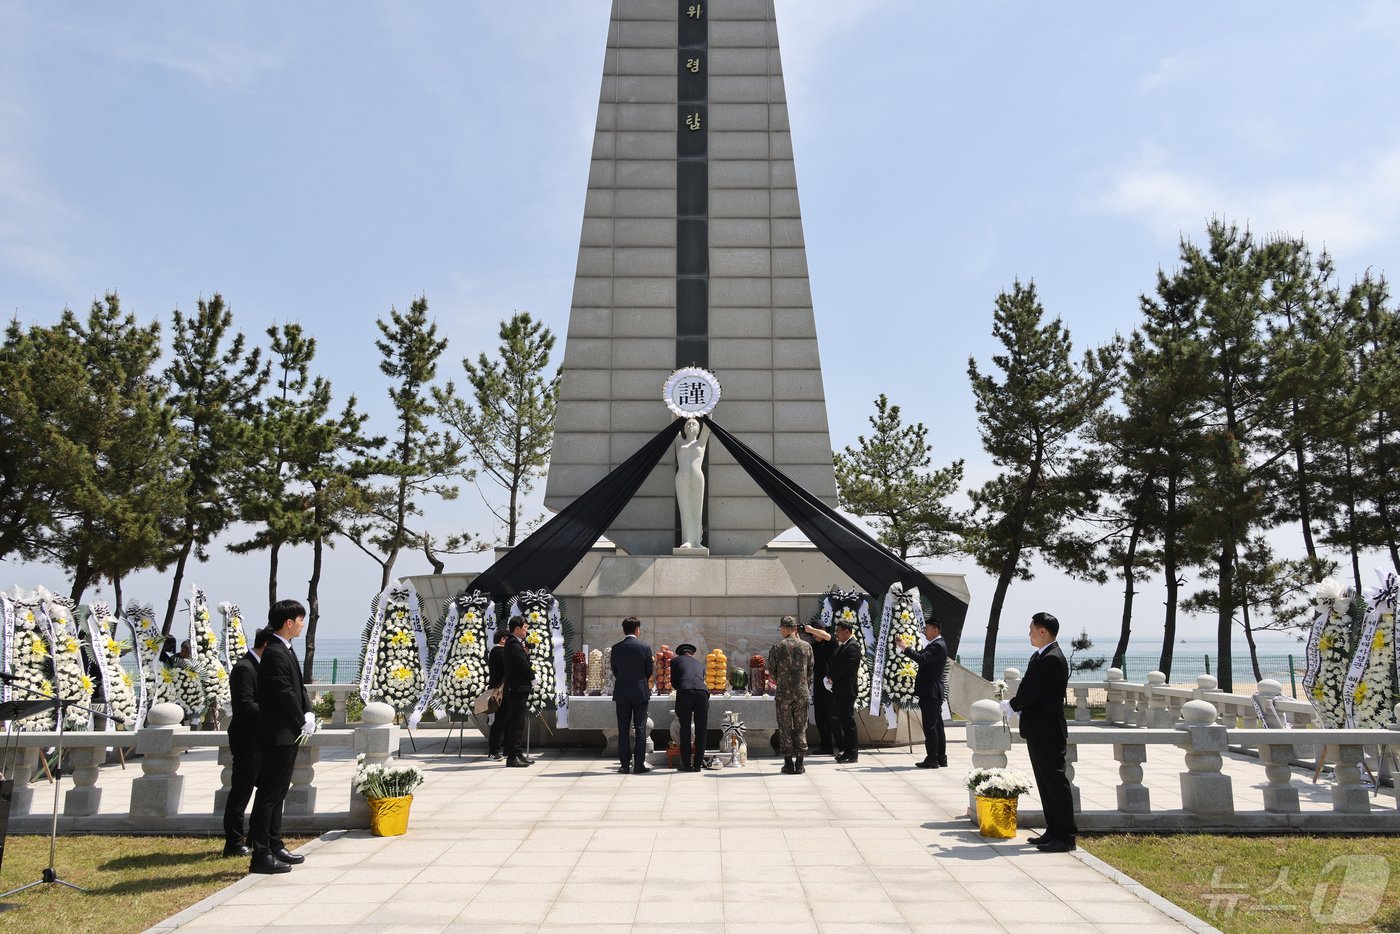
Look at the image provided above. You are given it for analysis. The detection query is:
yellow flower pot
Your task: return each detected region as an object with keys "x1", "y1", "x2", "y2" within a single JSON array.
[
  {"x1": 368, "y1": 794, "x2": 414, "y2": 836},
  {"x1": 975, "y1": 795, "x2": 1018, "y2": 838}
]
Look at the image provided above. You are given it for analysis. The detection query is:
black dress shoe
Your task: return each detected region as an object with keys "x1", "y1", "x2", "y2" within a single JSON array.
[
  {"x1": 1027, "y1": 833, "x2": 1047, "y2": 845},
  {"x1": 677, "y1": 763, "x2": 694, "y2": 772},
  {"x1": 634, "y1": 765, "x2": 652, "y2": 774},
  {"x1": 273, "y1": 848, "x2": 305, "y2": 865},
  {"x1": 506, "y1": 756, "x2": 530, "y2": 767},
  {"x1": 222, "y1": 842, "x2": 251, "y2": 858},
  {"x1": 249, "y1": 852, "x2": 291, "y2": 875},
  {"x1": 488, "y1": 750, "x2": 503, "y2": 760},
  {"x1": 914, "y1": 759, "x2": 934, "y2": 768},
  {"x1": 937, "y1": 758, "x2": 948, "y2": 768},
  {"x1": 1037, "y1": 838, "x2": 1077, "y2": 853},
  {"x1": 618, "y1": 763, "x2": 631, "y2": 774},
  {"x1": 794, "y1": 757, "x2": 805, "y2": 774}
]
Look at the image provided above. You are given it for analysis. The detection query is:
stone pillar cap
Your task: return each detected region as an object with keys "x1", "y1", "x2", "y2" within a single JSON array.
[
  {"x1": 1147, "y1": 671, "x2": 1167, "y2": 685},
  {"x1": 362, "y1": 701, "x2": 395, "y2": 726},
  {"x1": 147, "y1": 703, "x2": 185, "y2": 727},
  {"x1": 1257, "y1": 679, "x2": 1283, "y2": 697},
  {"x1": 1196, "y1": 674, "x2": 1218, "y2": 690},
  {"x1": 970, "y1": 699, "x2": 1003, "y2": 724},
  {"x1": 1106, "y1": 668, "x2": 1124, "y2": 682},
  {"x1": 1181, "y1": 699, "x2": 1218, "y2": 724}
]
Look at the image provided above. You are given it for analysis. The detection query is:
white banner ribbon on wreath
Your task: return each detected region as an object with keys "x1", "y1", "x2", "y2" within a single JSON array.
[
  {"x1": 870, "y1": 586, "x2": 896, "y2": 717},
  {"x1": 409, "y1": 592, "x2": 493, "y2": 729},
  {"x1": 0, "y1": 593, "x2": 15, "y2": 708},
  {"x1": 549, "y1": 599, "x2": 568, "y2": 728},
  {"x1": 1344, "y1": 569, "x2": 1398, "y2": 728},
  {"x1": 359, "y1": 582, "x2": 394, "y2": 703},
  {"x1": 82, "y1": 603, "x2": 116, "y2": 732}
]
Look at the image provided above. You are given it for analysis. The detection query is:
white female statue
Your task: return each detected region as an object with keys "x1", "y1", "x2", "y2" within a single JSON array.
[{"x1": 675, "y1": 417, "x2": 710, "y2": 549}]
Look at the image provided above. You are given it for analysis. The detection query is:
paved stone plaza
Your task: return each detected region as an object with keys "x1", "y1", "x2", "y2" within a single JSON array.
[{"x1": 126, "y1": 730, "x2": 1259, "y2": 934}]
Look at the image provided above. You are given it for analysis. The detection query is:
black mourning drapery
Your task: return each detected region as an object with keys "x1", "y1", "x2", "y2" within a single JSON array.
[
  {"x1": 467, "y1": 418, "x2": 685, "y2": 600},
  {"x1": 467, "y1": 415, "x2": 968, "y2": 657},
  {"x1": 699, "y1": 417, "x2": 967, "y2": 657}
]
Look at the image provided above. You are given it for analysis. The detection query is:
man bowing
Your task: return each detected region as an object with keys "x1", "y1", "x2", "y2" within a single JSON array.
[{"x1": 895, "y1": 618, "x2": 947, "y2": 768}]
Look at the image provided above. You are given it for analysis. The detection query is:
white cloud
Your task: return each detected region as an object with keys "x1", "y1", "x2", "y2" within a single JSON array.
[
  {"x1": 97, "y1": 6, "x2": 295, "y2": 92},
  {"x1": 1097, "y1": 147, "x2": 1400, "y2": 256}
]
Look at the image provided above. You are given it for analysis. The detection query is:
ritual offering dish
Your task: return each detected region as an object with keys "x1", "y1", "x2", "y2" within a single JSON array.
[
  {"x1": 655, "y1": 645, "x2": 674, "y2": 694},
  {"x1": 586, "y1": 649, "x2": 604, "y2": 695},
  {"x1": 749, "y1": 655, "x2": 767, "y2": 697},
  {"x1": 705, "y1": 649, "x2": 728, "y2": 694},
  {"x1": 571, "y1": 651, "x2": 587, "y2": 695},
  {"x1": 728, "y1": 667, "x2": 749, "y2": 692}
]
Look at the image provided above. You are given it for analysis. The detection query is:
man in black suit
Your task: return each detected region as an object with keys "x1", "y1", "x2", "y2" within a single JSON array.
[
  {"x1": 222, "y1": 627, "x2": 270, "y2": 857},
  {"x1": 247, "y1": 600, "x2": 315, "y2": 875},
  {"x1": 803, "y1": 622, "x2": 836, "y2": 755},
  {"x1": 670, "y1": 642, "x2": 708, "y2": 772},
  {"x1": 500, "y1": 616, "x2": 535, "y2": 768},
  {"x1": 610, "y1": 616, "x2": 654, "y2": 774},
  {"x1": 486, "y1": 629, "x2": 508, "y2": 760},
  {"x1": 1004, "y1": 612, "x2": 1077, "y2": 852},
  {"x1": 896, "y1": 619, "x2": 948, "y2": 768},
  {"x1": 828, "y1": 621, "x2": 862, "y2": 763}
]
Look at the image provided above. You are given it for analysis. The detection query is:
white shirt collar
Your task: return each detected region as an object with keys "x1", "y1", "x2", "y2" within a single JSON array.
[
  {"x1": 1035, "y1": 641, "x2": 1057, "y2": 656},
  {"x1": 273, "y1": 632, "x2": 292, "y2": 650}
]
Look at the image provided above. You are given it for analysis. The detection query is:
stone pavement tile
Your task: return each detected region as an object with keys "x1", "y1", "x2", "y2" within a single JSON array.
[
  {"x1": 590, "y1": 827, "x2": 658, "y2": 850},
  {"x1": 494, "y1": 864, "x2": 574, "y2": 883},
  {"x1": 544, "y1": 898, "x2": 639, "y2": 925},
  {"x1": 633, "y1": 923, "x2": 725, "y2": 934},
  {"x1": 460, "y1": 899, "x2": 554, "y2": 925},
  {"x1": 724, "y1": 862, "x2": 801, "y2": 884},
  {"x1": 723, "y1": 880, "x2": 807, "y2": 902},
  {"x1": 723, "y1": 899, "x2": 816, "y2": 924},
  {"x1": 979, "y1": 898, "x2": 1086, "y2": 925},
  {"x1": 635, "y1": 899, "x2": 726, "y2": 925},
  {"x1": 959, "y1": 880, "x2": 1055, "y2": 902},
  {"x1": 221, "y1": 883, "x2": 323, "y2": 906},
  {"x1": 502, "y1": 848, "x2": 581, "y2": 868},
  {"x1": 880, "y1": 880, "x2": 970, "y2": 904},
  {"x1": 908, "y1": 925, "x2": 1005, "y2": 934},
  {"x1": 414, "y1": 863, "x2": 498, "y2": 884},
  {"x1": 894, "y1": 899, "x2": 996, "y2": 925},
  {"x1": 801, "y1": 880, "x2": 889, "y2": 902},
  {"x1": 253, "y1": 867, "x2": 345, "y2": 886},
  {"x1": 360, "y1": 898, "x2": 471, "y2": 927},
  {"x1": 326, "y1": 865, "x2": 423, "y2": 885},
  {"x1": 301, "y1": 881, "x2": 407, "y2": 904},
  {"x1": 345, "y1": 925, "x2": 450, "y2": 934},
  {"x1": 809, "y1": 900, "x2": 906, "y2": 924},
  {"x1": 556, "y1": 881, "x2": 645, "y2": 903},
  {"x1": 268, "y1": 900, "x2": 378, "y2": 927},
  {"x1": 177, "y1": 903, "x2": 289, "y2": 928},
  {"x1": 440, "y1": 923, "x2": 538, "y2": 934},
  {"x1": 1071, "y1": 900, "x2": 1179, "y2": 924},
  {"x1": 1091, "y1": 924, "x2": 1195, "y2": 933},
  {"x1": 469, "y1": 881, "x2": 562, "y2": 905},
  {"x1": 641, "y1": 879, "x2": 724, "y2": 902},
  {"x1": 1053, "y1": 881, "x2": 1149, "y2": 902},
  {"x1": 814, "y1": 924, "x2": 912, "y2": 934},
  {"x1": 722, "y1": 923, "x2": 819, "y2": 934}
]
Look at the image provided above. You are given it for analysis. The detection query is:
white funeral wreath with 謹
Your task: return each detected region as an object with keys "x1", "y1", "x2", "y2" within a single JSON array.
[
  {"x1": 359, "y1": 580, "x2": 430, "y2": 713},
  {"x1": 872, "y1": 583, "x2": 924, "y2": 725},
  {"x1": 84, "y1": 600, "x2": 137, "y2": 730},
  {"x1": 187, "y1": 587, "x2": 231, "y2": 720},
  {"x1": 1344, "y1": 569, "x2": 1397, "y2": 728},
  {"x1": 409, "y1": 590, "x2": 493, "y2": 728},
  {"x1": 1301, "y1": 578, "x2": 1354, "y2": 728}
]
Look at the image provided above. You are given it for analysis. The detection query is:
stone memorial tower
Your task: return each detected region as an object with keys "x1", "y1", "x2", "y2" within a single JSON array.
[{"x1": 546, "y1": 0, "x2": 838, "y2": 558}]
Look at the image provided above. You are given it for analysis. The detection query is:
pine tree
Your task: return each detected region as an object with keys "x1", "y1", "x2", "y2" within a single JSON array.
[
  {"x1": 161, "y1": 294, "x2": 267, "y2": 635},
  {"x1": 438, "y1": 311, "x2": 559, "y2": 548},
  {"x1": 966, "y1": 280, "x2": 1120, "y2": 679},
  {"x1": 834, "y1": 394, "x2": 967, "y2": 560},
  {"x1": 348, "y1": 296, "x2": 464, "y2": 588}
]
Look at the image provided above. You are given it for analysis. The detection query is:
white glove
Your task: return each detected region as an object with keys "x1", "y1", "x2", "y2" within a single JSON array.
[
  {"x1": 304, "y1": 712, "x2": 315, "y2": 727},
  {"x1": 301, "y1": 712, "x2": 317, "y2": 737},
  {"x1": 822, "y1": 676, "x2": 833, "y2": 692},
  {"x1": 998, "y1": 699, "x2": 1013, "y2": 716}
]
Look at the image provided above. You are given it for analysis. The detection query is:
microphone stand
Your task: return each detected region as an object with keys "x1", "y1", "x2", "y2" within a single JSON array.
[{"x1": 0, "y1": 682, "x2": 120, "y2": 898}]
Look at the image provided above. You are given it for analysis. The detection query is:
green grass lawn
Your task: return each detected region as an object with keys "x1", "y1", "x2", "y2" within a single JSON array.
[
  {"x1": 1083, "y1": 834, "x2": 1400, "y2": 934},
  {"x1": 0, "y1": 834, "x2": 311, "y2": 934}
]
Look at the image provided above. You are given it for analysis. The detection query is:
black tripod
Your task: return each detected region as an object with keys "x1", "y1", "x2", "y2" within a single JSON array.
[{"x1": 0, "y1": 686, "x2": 112, "y2": 898}]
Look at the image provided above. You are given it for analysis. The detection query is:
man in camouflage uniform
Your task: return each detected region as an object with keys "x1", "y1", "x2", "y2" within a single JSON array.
[{"x1": 767, "y1": 615, "x2": 814, "y2": 774}]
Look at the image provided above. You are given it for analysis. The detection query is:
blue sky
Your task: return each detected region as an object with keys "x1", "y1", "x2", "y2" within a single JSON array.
[{"x1": 5, "y1": 1, "x2": 1399, "y2": 659}]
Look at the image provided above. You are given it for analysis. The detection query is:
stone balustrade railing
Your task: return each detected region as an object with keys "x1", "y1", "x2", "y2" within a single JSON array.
[
  {"x1": 2, "y1": 701, "x2": 400, "y2": 834},
  {"x1": 966, "y1": 697, "x2": 1400, "y2": 831},
  {"x1": 1062, "y1": 669, "x2": 1321, "y2": 730}
]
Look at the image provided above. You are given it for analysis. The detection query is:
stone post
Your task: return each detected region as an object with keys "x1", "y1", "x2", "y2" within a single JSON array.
[
  {"x1": 284, "y1": 745, "x2": 319, "y2": 816},
  {"x1": 1072, "y1": 686, "x2": 1091, "y2": 723},
  {"x1": 1256, "y1": 742, "x2": 1300, "y2": 813},
  {"x1": 1105, "y1": 669, "x2": 1125, "y2": 725},
  {"x1": 1177, "y1": 699, "x2": 1233, "y2": 816},
  {"x1": 1146, "y1": 672, "x2": 1172, "y2": 728},
  {"x1": 62, "y1": 744, "x2": 104, "y2": 816},
  {"x1": 332, "y1": 688, "x2": 349, "y2": 727},
  {"x1": 351, "y1": 702, "x2": 397, "y2": 825},
  {"x1": 1114, "y1": 743, "x2": 1150, "y2": 812},
  {"x1": 130, "y1": 703, "x2": 187, "y2": 820},
  {"x1": 966, "y1": 699, "x2": 1010, "y2": 815},
  {"x1": 1002, "y1": 668, "x2": 1022, "y2": 702},
  {"x1": 1331, "y1": 744, "x2": 1372, "y2": 814},
  {"x1": 6, "y1": 746, "x2": 39, "y2": 816},
  {"x1": 1127, "y1": 685, "x2": 1145, "y2": 728},
  {"x1": 213, "y1": 744, "x2": 233, "y2": 813}
]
